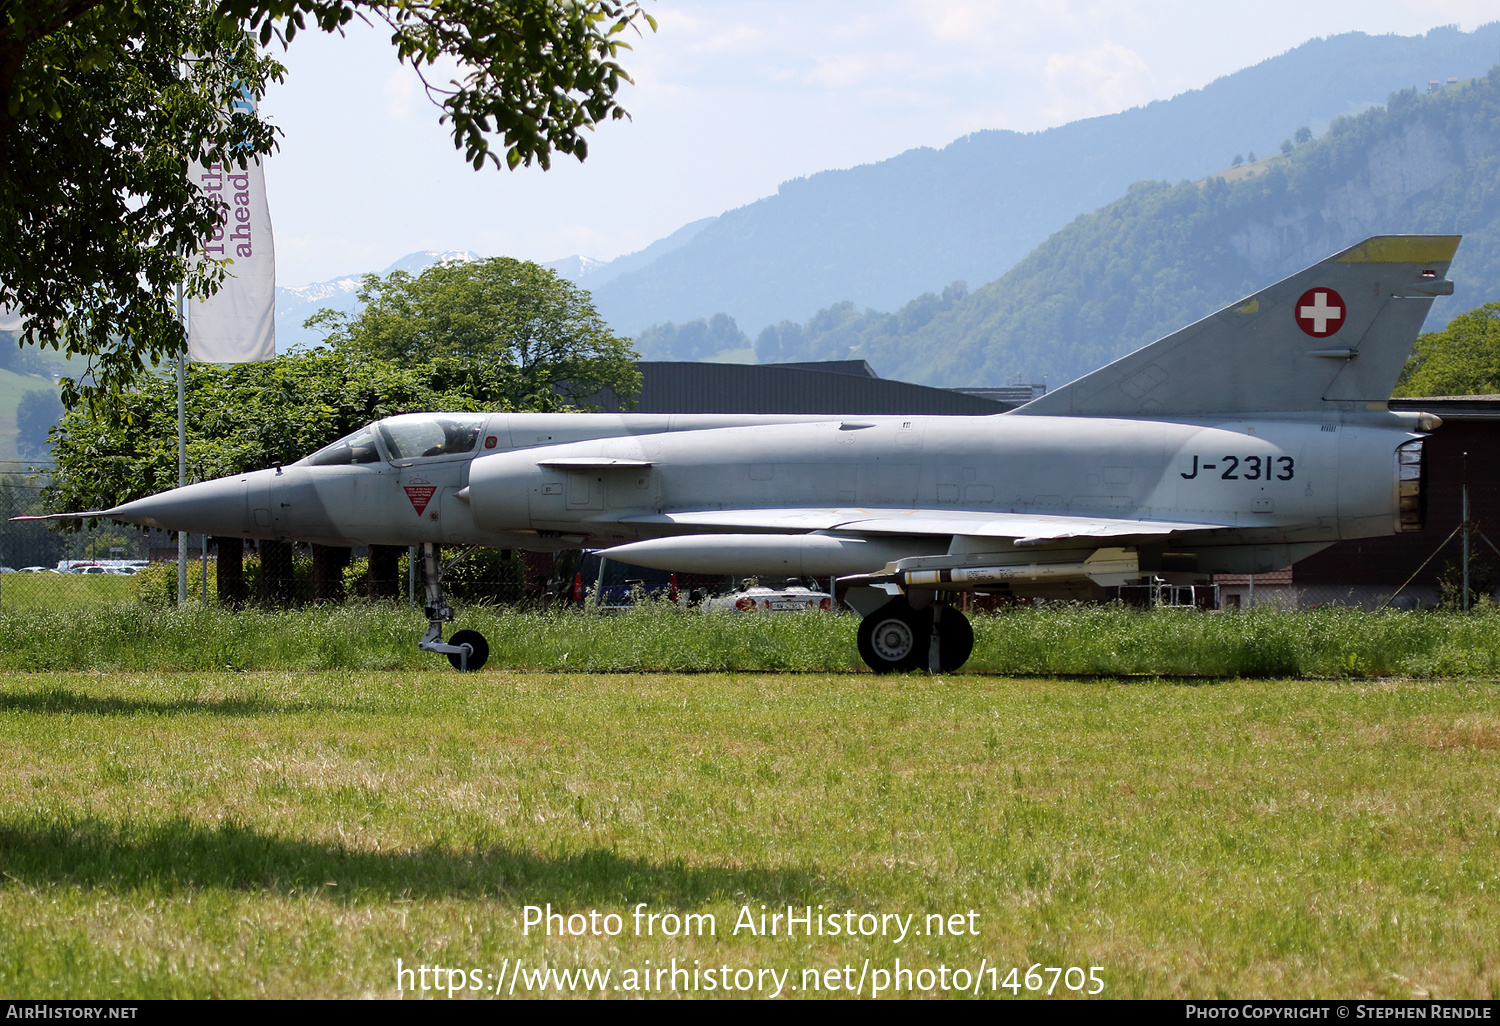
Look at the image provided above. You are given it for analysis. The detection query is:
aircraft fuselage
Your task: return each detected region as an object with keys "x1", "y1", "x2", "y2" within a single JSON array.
[{"x1": 112, "y1": 408, "x2": 1429, "y2": 580}]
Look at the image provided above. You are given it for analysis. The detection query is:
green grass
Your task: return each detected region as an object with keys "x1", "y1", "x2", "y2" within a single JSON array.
[
  {"x1": 0, "y1": 601, "x2": 1499, "y2": 678},
  {"x1": 0, "y1": 670, "x2": 1496, "y2": 998},
  {"x1": 0, "y1": 573, "x2": 136, "y2": 611}
]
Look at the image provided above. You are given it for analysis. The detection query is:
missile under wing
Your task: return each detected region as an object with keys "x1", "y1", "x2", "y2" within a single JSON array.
[{"x1": 28, "y1": 236, "x2": 1458, "y2": 673}]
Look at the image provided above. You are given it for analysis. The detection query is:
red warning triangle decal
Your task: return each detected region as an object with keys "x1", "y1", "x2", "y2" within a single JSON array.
[{"x1": 403, "y1": 483, "x2": 437, "y2": 516}]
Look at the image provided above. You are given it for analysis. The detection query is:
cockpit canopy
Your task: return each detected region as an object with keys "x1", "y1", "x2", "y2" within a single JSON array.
[{"x1": 300, "y1": 414, "x2": 489, "y2": 467}]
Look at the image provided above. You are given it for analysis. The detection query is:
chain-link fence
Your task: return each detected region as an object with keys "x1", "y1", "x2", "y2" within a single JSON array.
[
  {"x1": 0, "y1": 478, "x2": 150, "y2": 609},
  {"x1": 0, "y1": 477, "x2": 559, "y2": 610},
  {"x1": 125, "y1": 541, "x2": 549, "y2": 608}
]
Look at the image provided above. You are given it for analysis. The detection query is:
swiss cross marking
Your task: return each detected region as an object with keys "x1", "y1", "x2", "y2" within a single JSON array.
[{"x1": 1295, "y1": 287, "x2": 1345, "y2": 337}]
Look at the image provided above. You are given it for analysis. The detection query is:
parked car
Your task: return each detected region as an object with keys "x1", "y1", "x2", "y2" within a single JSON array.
[
  {"x1": 701, "y1": 579, "x2": 834, "y2": 613},
  {"x1": 56, "y1": 559, "x2": 146, "y2": 574},
  {"x1": 566, "y1": 551, "x2": 684, "y2": 611}
]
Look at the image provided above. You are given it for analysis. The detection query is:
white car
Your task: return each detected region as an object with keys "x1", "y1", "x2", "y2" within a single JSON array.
[{"x1": 702, "y1": 582, "x2": 834, "y2": 613}]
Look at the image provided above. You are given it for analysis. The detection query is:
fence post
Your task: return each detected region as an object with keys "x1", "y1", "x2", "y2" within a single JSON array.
[
  {"x1": 214, "y1": 536, "x2": 245, "y2": 607},
  {"x1": 367, "y1": 545, "x2": 402, "y2": 600},
  {"x1": 260, "y1": 539, "x2": 296, "y2": 606},
  {"x1": 311, "y1": 544, "x2": 350, "y2": 604},
  {"x1": 1462, "y1": 452, "x2": 1470, "y2": 613}
]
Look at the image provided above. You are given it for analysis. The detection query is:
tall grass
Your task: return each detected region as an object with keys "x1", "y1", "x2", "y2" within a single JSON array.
[{"x1": 1, "y1": 602, "x2": 1499, "y2": 677}]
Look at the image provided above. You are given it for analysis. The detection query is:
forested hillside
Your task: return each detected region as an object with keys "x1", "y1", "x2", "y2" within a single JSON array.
[
  {"x1": 593, "y1": 24, "x2": 1500, "y2": 336},
  {"x1": 808, "y1": 71, "x2": 1500, "y2": 388}
]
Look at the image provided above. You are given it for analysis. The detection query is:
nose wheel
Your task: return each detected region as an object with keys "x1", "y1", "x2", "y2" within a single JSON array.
[
  {"x1": 415, "y1": 543, "x2": 490, "y2": 672},
  {"x1": 445, "y1": 629, "x2": 490, "y2": 672},
  {"x1": 856, "y1": 598, "x2": 972, "y2": 673}
]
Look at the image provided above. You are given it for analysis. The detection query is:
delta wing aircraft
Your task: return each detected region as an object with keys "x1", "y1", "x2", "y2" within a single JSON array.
[{"x1": 32, "y1": 235, "x2": 1457, "y2": 673}]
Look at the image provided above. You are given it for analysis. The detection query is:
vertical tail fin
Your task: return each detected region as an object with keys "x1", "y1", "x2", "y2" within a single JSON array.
[{"x1": 1016, "y1": 235, "x2": 1460, "y2": 418}]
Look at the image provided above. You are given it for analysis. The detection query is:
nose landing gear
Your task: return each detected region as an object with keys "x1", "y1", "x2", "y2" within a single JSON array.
[{"x1": 415, "y1": 542, "x2": 490, "y2": 671}]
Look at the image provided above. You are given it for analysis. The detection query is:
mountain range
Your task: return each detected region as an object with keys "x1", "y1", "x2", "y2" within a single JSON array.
[
  {"x1": 274, "y1": 250, "x2": 479, "y2": 351},
  {"x1": 843, "y1": 71, "x2": 1500, "y2": 387},
  {"x1": 583, "y1": 24, "x2": 1500, "y2": 337},
  {"x1": 264, "y1": 23, "x2": 1500, "y2": 387}
]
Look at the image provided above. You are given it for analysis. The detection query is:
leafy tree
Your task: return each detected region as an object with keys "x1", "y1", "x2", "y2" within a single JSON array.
[
  {"x1": 633, "y1": 313, "x2": 749, "y2": 361},
  {"x1": 1394, "y1": 301, "x2": 1500, "y2": 397},
  {"x1": 1281, "y1": 139, "x2": 1294, "y2": 155},
  {"x1": 1, "y1": 0, "x2": 654, "y2": 412},
  {"x1": 0, "y1": 331, "x2": 65, "y2": 377},
  {"x1": 47, "y1": 258, "x2": 639, "y2": 512},
  {"x1": 310, "y1": 257, "x2": 639, "y2": 409},
  {"x1": 754, "y1": 320, "x2": 804, "y2": 364},
  {"x1": 752, "y1": 282, "x2": 972, "y2": 367},
  {"x1": 1295, "y1": 126, "x2": 1313, "y2": 146},
  {"x1": 1232, "y1": 154, "x2": 1244, "y2": 166},
  {"x1": 49, "y1": 349, "x2": 489, "y2": 513},
  {"x1": 14, "y1": 388, "x2": 62, "y2": 459},
  {"x1": 2, "y1": 2, "x2": 278, "y2": 415}
]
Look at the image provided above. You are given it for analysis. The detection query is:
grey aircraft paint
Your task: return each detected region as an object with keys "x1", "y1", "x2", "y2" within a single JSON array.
[{"x1": 29, "y1": 236, "x2": 1458, "y2": 672}]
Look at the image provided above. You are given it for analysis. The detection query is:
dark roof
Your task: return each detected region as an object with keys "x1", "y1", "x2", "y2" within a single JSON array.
[
  {"x1": 591, "y1": 362, "x2": 1012, "y2": 416},
  {"x1": 1390, "y1": 396, "x2": 1500, "y2": 419},
  {"x1": 764, "y1": 360, "x2": 879, "y2": 378},
  {"x1": 950, "y1": 384, "x2": 1047, "y2": 405}
]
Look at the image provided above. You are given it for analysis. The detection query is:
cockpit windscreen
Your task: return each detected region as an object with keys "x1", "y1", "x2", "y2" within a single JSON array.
[
  {"x1": 303, "y1": 426, "x2": 383, "y2": 466},
  {"x1": 377, "y1": 414, "x2": 486, "y2": 460}
]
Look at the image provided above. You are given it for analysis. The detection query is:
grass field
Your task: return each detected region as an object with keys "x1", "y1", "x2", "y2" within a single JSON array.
[
  {"x1": 0, "y1": 573, "x2": 136, "y2": 611},
  {"x1": 0, "y1": 668, "x2": 1496, "y2": 999},
  {"x1": 1, "y1": 601, "x2": 1500, "y2": 678}
]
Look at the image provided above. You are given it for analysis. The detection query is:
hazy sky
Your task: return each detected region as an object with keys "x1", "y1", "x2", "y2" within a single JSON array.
[{"x1": 260, "y1": 1, "x2": 1499, "y2": 286}]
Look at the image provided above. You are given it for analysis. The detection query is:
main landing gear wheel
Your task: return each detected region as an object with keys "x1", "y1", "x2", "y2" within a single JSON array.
[
  {"x1": 856, "y1": 600, "x2": 974, "y2": 674},
  {"x1": 857, "y1": 599, "x2": 927, "y2": 673},
  {"x1": 930, "y1": 606, "x2": 973, "y2": 673},
  {"x1": 447, "y1": 629, "x2": 490, "y2": 672}
]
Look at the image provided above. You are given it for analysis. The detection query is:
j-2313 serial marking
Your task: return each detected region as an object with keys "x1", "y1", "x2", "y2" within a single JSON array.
[{"x1": 1180, "y1": 456, "x2": 1296, "y2": 480}]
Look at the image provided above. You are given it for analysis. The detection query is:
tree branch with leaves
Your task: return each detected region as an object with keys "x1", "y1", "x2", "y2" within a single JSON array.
[{"x1": 0, "y1": 0, "x2": 654, "y2": 415}]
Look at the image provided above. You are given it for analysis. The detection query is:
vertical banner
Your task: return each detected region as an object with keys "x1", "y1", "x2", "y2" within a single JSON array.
[{"x1": 187, "y1": 91, "x2": 276, "y2": 363}]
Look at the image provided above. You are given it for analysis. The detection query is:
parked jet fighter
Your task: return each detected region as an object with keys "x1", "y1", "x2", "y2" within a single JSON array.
[{"x1": 29, "y1": 236, "x2": 1458, "y2": 673}]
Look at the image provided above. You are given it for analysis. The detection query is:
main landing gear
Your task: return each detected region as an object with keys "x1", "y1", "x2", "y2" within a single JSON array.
[
  {"x1": 416, "y1": 542, "x2": 490, "y2": 672},
  {"x1": 855, "y1": 595, "x2": 973, "y2": 674}
]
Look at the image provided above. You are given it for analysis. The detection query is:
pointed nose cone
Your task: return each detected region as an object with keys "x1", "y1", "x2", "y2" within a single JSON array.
[{"x1": 111, "y1": 473, "x2": 251, "y2": 536}]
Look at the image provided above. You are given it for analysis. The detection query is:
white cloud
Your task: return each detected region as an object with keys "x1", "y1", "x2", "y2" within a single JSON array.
[
  {"x1": 1041, "y1": 41, "x2": 1155, "y2": 123},
  {"x1": 383, "y1": 68, "x2": 421, "y2": 121}
]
